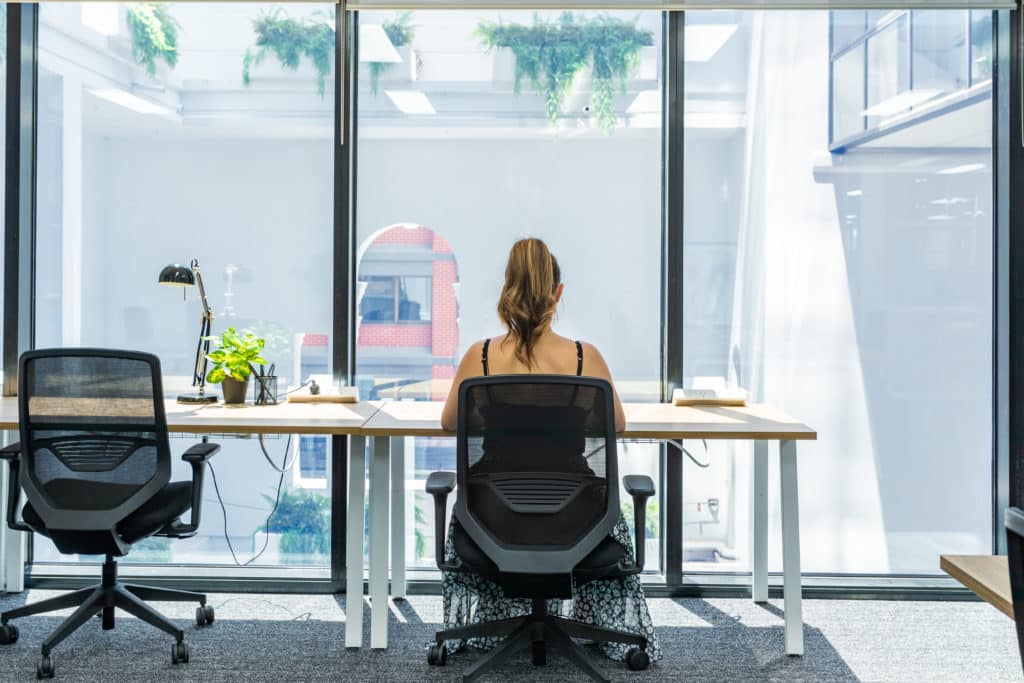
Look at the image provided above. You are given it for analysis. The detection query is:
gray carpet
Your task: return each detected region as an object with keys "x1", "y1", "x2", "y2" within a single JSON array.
[{"x1": 0, "y1": 590, "x2": 1019, "y2": 681}]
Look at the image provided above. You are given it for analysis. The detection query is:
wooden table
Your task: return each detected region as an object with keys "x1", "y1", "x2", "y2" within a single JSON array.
[
  {"x1": 359, "y1": 400, "x2": 816, "y2": 654},
  {"x1": 941, "y1": 554, "x2": 1013, "y2": 619}
]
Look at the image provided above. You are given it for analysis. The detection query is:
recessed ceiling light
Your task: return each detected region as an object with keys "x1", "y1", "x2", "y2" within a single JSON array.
[
  {"x1": 360, "y1": 24, "x2": 402, "y2": 63},
  {"x1": 863, "y1": 90, "x2": 942, "y2": 117},
  {"x1": 846, "y1": 189, "x2": 862, "y2": 197},
  {"x1": 685, "y1": 24, "x2": 739, "y2": 62},
  {"x1": 937, "y1": 163, "x2": 986, "y2": 175},
  {"x1": 929, "y1": 197, "x2": 968, "y2": 205},
  {"x1": 89, "y1": 88, "x2": 165, "y2": 114},
  {"x1": 385, "y1": 90, "x2": 435, "y2": 115}
]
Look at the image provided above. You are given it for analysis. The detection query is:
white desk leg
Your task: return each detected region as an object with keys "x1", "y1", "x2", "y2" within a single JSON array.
[
  {"x1": 2, "y1": 456, "x2": 25, "y2": 594},
  {"x1": 390, "y1": 436, "x2": 406, "y2": 600},
  {"x1": 779, "y1": 439, "x2": 804, "y2": 656},
  {"x1": 369, "y1": 436, "x2": 391, "y2": 649},
  {"x1": 345, "y1": 435, "x2": 366, "y2": 649},
  {"x1": 752, "y1": 440, "x2": 768, "y2": 603}
]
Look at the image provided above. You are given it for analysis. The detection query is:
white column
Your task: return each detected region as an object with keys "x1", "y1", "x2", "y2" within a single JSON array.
[
  {"x1": 345, "y1": 435, "x2": 366, "y2": 648},
  {"x1": 61, "y1": 76, "x2": 83, "y2": 346},
  {"x1": 368, "y1": 436, "x2": 391, "y2": 649},
  {"x1": 389, "y1": 436, "x2": 406, "y2": 600},
  {"x1": 751, "y1": 440, "x2": 769, "y2": 603},
  {"x1": 779, "y1": 439, "x2": 804, "y2": 656}
]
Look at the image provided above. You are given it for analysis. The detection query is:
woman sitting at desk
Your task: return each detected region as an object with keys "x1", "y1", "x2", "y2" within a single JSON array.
[{"x1": 439, "y1": 237, "x2": 662, "y2": 663}]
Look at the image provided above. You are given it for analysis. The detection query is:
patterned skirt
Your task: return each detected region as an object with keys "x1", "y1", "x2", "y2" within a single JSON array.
[{"x1": 440, "y1": 514, "x2": 662, "y2": 662}]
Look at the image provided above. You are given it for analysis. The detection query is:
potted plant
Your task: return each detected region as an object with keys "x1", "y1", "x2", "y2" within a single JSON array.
[{"x1": 204, "y1": 327, "x2": 268, "y2": 404}]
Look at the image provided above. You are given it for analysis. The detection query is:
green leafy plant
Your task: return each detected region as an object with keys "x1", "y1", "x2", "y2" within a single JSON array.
[
  {"x1": 259, "y1": 488, "x2": 330, "y2": 561},
  {"x1": 477, "y1": 13, "x2": 653, "y2": 134},
  {"x1": 126, "y1": 3, "x2": 180, "y2": 78},
  {"x1": 204, "y1": 327, "x2": 268, "y2": 384},
  {"x1": 368, "y1": 12, "x2": 416, "y2": 96},
  {"x1": 243, "y1": 7, "x2": 334, "y2": 96}
]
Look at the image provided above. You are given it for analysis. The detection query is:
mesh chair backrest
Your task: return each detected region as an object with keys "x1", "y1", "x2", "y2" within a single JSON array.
[
  {"x1": 454, "y1": 375, "x2": 619, "y2": 575},
  {"x1": 18, "y1": 349, "x2": 171, "y2": 531}
]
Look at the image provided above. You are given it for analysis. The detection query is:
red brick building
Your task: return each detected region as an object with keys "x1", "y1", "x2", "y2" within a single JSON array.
[{"x1": 356, "y1": 225, "x2": 459, "y2": 400}]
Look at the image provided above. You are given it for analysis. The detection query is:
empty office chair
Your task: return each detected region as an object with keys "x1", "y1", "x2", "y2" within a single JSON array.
[
  {"x1": 426, "y1": 375, "x2": 655, "y2": 683},
  {"x1": 0, "y1": 349, "x2": 219, "y2": 679}
]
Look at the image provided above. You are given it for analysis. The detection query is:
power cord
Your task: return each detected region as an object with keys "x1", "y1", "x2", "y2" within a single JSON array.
[{"x1": 207, "y1": 433, "x2": 293, "y2": 567}]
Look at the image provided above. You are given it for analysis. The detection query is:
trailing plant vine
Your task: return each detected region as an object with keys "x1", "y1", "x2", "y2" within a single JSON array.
[
  {"x1": 243, "y1": 7, "x2": 334, "y2": 96},
  {"x1": 368, "y1": 12, "x2": 416, "y2": 96},
  {"x1": 126, "y1": 3, "x2": 180, "y2": 78},
  {"x1": 477, "y1": 13, "x2": 653, "y2": 133}
]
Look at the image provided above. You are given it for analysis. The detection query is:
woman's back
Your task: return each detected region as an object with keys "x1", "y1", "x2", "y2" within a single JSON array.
[
  {"x1": 481, "y1": 332, "x2": 581, "y2": 376},
  {"x1": 440, "y1": 238, "x2": 626, "y2": 431}
]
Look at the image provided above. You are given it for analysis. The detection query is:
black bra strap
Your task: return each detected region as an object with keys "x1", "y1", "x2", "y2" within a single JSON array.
[
  {"x1": 575, "y1": 341, "x2": 583, "y2": 376},
  {"x1": 481, "y1": 338, "x2": 490, "y2": 376}
]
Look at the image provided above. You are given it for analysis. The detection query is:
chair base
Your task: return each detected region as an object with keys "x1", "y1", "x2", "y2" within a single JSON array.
[
  {"x1": 432, "y1": 598, "x2": 648, "y2": 683},
  {"x1": 0, "y1": 555, "x2": 208, "y2": 676}
]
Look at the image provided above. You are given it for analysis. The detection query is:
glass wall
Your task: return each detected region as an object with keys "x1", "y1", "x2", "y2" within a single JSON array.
[
  {"x1": 354, "y1": 10, "x2": 665, "y2": 570},
  {"x1": 34, "y1": 3, "x2": 334, "y2": 569},
  {"x1": 21, "y1": 4, "x2": 1000, "y2": 581},
  {"x1": 684, "y1": 10, "x2": 993, "y2": 574}
]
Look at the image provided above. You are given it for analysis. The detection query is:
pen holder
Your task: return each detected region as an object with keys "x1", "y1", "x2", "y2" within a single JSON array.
[{"x1": 254, "y1": 375, "x2": 278, "y2": 405}]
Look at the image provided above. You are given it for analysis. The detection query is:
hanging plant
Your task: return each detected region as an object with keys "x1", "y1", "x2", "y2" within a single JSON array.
[
  {"x1": 243, "y1": 7, "x2": 334, "y2": 97},
  {"x1": 477, "y1": 13, "x2": 653, "y2": 134},
  {"x1": 368, "y1": 12, "x2": 416, "y2": 96},
  {"x1": 126, "y1": 3, "x2": 180, "y2": 78}
]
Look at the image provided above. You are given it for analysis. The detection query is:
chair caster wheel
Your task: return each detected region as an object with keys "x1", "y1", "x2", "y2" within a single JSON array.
[
  {"x1": 532, "y1": 641, "x2": 547, "y2": 666},
  {"x1": 625, "y1": 647, "x2": 649, "y2": 671},
  {"x1": 196, "y1": 604, "x2": 215, "y2": 626},
  {"x1": 427, "y1": 643, "x2": 447, "y2": 666},
  {"x1": 171, "y1": 641, "x2": 190, "y2": 665},
  {"x1": 36, "y1": 654, "x2": 55, "y2": 679},
  {"x1": 0, "y1": 623, "x2": 18, "y2": 645}
]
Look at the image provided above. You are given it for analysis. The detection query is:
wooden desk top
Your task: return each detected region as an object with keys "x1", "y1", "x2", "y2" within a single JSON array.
[
  {"x1": 940, "y1": 554, "x2": 1013, "y2": 619},
  {"x1": 0, "y1": 397, "x2": 381, "y2": 435},
  {"x1": 361, "y1": 401, "x2": 816, "y2": 440}
]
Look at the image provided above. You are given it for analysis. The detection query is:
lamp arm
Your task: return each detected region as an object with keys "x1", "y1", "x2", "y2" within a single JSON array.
[
  {"x1": 191, "y1": 260, "x2": 215, "y2": 391},
  {"x1": 192, "y1": 259, "x2": 213, "y2": 322}
]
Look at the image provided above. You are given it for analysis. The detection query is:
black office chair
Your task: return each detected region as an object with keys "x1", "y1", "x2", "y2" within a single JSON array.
[
  {"x1": 426, "y1": 375, "x2": 655, "y2": 683},
  {"x1": 0, "y1": 349, "x2": 219, "y2": 679}
]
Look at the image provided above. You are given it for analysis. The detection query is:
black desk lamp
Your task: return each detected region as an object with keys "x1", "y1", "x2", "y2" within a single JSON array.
[{"x1": 158, "y1": 259, "x2": 217, "y2": 404}]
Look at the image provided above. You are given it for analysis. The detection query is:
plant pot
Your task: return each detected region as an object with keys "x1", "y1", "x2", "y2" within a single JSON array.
[{"x1": 221, "y1": 377, "x2": 250, "y2": 405}]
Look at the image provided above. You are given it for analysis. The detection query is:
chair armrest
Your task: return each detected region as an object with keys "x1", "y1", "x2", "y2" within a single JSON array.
[
  {"x1": 160, "y1": 441, "x2": 221, "y2": 537},
  {"x1": 425, "y1": 471, "x2": 461, "y2": 571},
  {"x1": 621, "y1": 474, "x2": 656, "y2": 573},
  {"x1": 182, "y1": 442, "x2": 221, "y2": 463},
  {"x1": 0, "y1": 443, "x2": 20, "y2": 460},
  {"x1": 1, "y1": 443, "x2": 32, "y2": 533},
  {"x1": 426, "y1": 471, "x2": 455, "y2": 496}
]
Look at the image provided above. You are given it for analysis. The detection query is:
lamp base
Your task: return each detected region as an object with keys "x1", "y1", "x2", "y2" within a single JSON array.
[{"x1": 176, "y1": 393, "x2": 218, "y2": 404}]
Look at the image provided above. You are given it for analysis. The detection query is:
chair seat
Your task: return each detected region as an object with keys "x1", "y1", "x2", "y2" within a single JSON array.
[
  {"x1": 23, "y1": 480, "x2": 193, "y2": 555},
  {"x1": 451, "y1": 519, "x2": 627, "y2": 591}
]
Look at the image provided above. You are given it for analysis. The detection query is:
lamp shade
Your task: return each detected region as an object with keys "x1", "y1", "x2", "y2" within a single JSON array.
[{"x1": 158, "y1": 264, "x2": 196, "y2": 287}]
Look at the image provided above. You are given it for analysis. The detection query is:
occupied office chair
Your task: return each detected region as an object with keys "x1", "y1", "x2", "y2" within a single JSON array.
[
  {"x1": 426, "y1": 375, "x2": 655, "y2": 683},
  {"x1": 0, "y1": 349, "x2": 219, "y2": 679}
]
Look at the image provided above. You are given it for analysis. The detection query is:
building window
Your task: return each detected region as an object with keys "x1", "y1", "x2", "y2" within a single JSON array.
[{"x1": 361, "y1": 275, "x2": 432, "y2": 323}]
